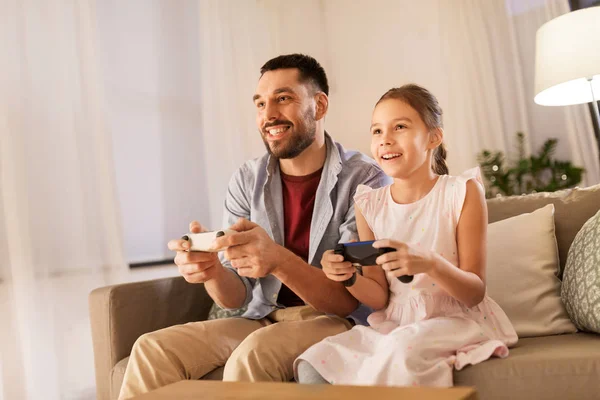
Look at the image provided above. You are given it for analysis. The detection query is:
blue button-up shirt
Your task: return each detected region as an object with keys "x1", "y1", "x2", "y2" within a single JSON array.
[{"x1": 218, "y1": 133, "x2": 391, "y2": 325}]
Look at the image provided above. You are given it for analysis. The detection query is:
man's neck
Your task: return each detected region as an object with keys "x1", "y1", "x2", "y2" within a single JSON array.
[{"x1": 278, "y1": 131, "x2": 327, "y2": 176}]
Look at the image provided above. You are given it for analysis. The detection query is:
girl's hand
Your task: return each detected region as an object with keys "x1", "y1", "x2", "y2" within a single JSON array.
[
  {"x1": 321, "y1": 249, "x2": 355, "y2": 282},
  {"x1": 373, "y1": 239, "x2": 438, "y2": 278}
]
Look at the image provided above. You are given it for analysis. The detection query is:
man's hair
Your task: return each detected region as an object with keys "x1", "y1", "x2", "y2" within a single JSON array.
[{"x1": 260, "y1": 54, "x2": 329, "y2": 96}]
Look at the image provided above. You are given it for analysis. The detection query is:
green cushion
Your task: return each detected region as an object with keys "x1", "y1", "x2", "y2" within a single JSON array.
[
  {"x1": 561, "y1": 209, "x2": 600, "y2": 333},
  {"x1": 207, "y1": 303, "x2": 247, "y2": 320}
]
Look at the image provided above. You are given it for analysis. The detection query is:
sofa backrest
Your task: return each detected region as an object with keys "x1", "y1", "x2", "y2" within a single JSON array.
[{"x1": 486, "y1": 183, "x2": 600, "y2": 277}]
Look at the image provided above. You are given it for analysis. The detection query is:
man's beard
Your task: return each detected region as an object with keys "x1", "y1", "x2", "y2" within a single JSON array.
[{"x1": 261, "y1": 110, "x2": 316, "y2": 159}]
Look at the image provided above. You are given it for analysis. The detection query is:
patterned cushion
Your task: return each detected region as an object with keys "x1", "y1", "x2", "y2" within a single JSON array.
[
  {"x1": 207, "y1": 303, "x2": 247, "y2": 320},
  {"x1": 561, "y1": 209, "x2": 600, "y2": 333}
]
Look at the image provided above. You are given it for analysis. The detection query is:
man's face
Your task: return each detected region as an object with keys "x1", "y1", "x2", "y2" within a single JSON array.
[{"x1": 253, "y1": 69, "x2": 318, "y2": 159}]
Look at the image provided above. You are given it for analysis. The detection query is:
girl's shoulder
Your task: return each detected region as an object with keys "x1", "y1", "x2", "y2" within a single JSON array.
[
  {"x1": 444, "y1": 167, "x2": 484, "y2": 198},
  {"x1": 443, "y1": 167, "x2": 484, "y2": 220},
  {"x1": 451, "y1": 167, "x2": 483, "y2": 186},
  {"x1": 355, "y1": 183, "x2": 389, "y2": 197},
  {"x1": 353, "y1": 184, "x2": 390, "y2": 217},
  {"x1": 354, "y1": 184, "x2": 390, "y2": 204}
]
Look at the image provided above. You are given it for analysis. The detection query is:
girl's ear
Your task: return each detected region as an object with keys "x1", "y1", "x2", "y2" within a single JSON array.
[
  {"x1": 314, "y1": 92, "x2": 329, "y2": 121},
  {"x1": 428, "y1": 128, "x2": 444, "y2": 149}
]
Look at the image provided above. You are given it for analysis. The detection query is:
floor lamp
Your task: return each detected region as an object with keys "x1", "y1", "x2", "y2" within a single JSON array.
[{"x1": 534, "y1": 6, "x2": 600, "y2": 162}]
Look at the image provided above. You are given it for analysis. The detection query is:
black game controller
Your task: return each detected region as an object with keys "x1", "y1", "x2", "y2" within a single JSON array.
[{"x1": 334, "y1": 241, "x2": 414, "y2": 287}]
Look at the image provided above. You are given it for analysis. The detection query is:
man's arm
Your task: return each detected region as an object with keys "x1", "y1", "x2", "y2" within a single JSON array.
[
  {"x1": 216, "y1": 218, "x2": 359, "y2": 317},
  {"x1": 168, "y1": 222, "x2": 247, "y2": 310},
  {"x1": 272, "y1": 165, "x2": 391, "y2": 316},
  {"x1": 170, "y1": 166, "x2": 254, "y2": 311},
  {"x1": 280, "y1": 167, "x2": 388, "y2": 315},
  {"x1": 272, "y1": 251, "x2": 360, "y2": 317},
  {"x1": 215, "y1": 164, "x2": 391, "y2": 317},
  {"x1": 202, "y1": 262, "x2": 248, "y2": 310},
  {"x1": 210, "y1": 165, "x2": 256, "y2": 310}
]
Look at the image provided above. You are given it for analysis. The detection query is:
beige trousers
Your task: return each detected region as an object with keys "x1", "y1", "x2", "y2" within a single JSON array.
[{"x1": 118, "y1": 306, "x2": 352, "y2": 399}]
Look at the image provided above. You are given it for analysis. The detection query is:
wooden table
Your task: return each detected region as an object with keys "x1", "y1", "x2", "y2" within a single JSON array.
[{"x1": 133, "y1": 380, "x2": 478, "y2": 400}]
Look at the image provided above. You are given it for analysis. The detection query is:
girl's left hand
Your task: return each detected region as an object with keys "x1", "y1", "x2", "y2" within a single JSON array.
[{"x1": 373, "y1": 239, "x2": 438, "y2": 278}]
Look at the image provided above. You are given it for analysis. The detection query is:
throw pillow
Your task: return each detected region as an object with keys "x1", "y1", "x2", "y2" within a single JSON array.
[
  {"x1": 485, "y1": 204, "x2": 577, "y2": 337},
  {"x1": 487, "y1": 183, "x2": 600, "y2": 278},
  {"x1": 561, "y1": 209, "x2": 600, "y2": 333},
  {"x1": 208, "y1": 303, "x2": 247, "y2": 320}
]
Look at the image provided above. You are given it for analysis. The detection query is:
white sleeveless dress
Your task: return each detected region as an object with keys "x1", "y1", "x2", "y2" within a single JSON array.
[{"x1": 295, "y1": 168, "x2": 517, "y2": 387}]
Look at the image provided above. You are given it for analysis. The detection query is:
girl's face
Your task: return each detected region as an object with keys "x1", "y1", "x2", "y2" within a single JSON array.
[{"x1": 370, "y1": 99, "x2": 435, "y2": 179}]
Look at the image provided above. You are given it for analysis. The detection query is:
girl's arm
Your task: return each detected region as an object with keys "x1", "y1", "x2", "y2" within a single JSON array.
[
  {"x1": 428, "y1": 179, "x2": 487, "y2": 307},
  {"x1": 345, "y1": 204, "x2": 390, "y2": 310}
]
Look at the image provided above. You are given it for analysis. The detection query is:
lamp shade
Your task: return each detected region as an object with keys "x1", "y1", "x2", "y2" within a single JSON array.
[{"x1": 534, "y1": 7, "x2": 600, "y2": 106}]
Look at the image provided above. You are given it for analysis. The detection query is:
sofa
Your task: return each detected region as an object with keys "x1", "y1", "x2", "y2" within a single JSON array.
[{"x1": 89, "y1": 184, "x2": 600, "y2": 400}]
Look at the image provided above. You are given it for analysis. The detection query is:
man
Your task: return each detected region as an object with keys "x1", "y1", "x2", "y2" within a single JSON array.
[{"x1": 119, "y1": 54, "x2": 389, "y2": 399}]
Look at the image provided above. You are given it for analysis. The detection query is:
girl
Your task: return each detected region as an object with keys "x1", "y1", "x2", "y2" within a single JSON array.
[{"x1": 294, "y1": 84, "x2": 517, "y2": 387}]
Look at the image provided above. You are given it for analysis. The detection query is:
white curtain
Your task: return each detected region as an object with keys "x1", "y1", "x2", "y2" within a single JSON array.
[
  {"x1": 440, "y1": 0, "x2": 600, "y2": 185},
  {"x1": 197, "y1": 0, "x2": 332, "y2": 228},
  {"x1": 314, "y1": 0, "x2": 600, "y2": 186},
  {"x1": 0, "y1": 0, "x2": 127, "y2": 399},
  {"x1": 197, "y1": 0, "x2": 276, "y2": 229}
]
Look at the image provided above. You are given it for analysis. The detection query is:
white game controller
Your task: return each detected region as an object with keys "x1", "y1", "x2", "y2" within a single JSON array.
[{"x1": 181, "y1": 229, "x2": 236, "y2": 252}]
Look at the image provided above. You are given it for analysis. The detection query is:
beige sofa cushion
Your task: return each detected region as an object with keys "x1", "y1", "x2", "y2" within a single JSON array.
[
  {"x1": 454, "y1": 333, "x2": 600, "y2": 400},
  {"x1": 486, "y1": 204, "x2": 576, "y2": 337},
  {"x1": 487, "y1": 183, "x2": 600, "y2": 277}
]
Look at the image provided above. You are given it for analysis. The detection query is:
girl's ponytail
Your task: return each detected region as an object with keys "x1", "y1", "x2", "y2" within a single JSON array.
[{"x1": 433, "y1": 142, "x2": 449, "y2": 175}]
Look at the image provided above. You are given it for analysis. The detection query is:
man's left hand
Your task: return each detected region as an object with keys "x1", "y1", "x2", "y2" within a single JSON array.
[{"x1": 213, "y1": 218, "x2": 287, "y2": 278}]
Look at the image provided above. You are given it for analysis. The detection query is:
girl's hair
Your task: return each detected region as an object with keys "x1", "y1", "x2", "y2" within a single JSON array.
[{"x1": 376, "y1": 84, "x2": 449, "y2": 175}]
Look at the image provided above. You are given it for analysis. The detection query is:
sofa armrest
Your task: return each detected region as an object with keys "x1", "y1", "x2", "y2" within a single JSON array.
[{"x1": 89, "y1": 276, "x2": 213, "y2": 400}]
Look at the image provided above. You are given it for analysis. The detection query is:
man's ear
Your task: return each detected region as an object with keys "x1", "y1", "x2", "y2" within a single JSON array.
[
  {"x1": 314, "y1": 92, "x2": 329, "y2": 121},
  {"x1": 429, "y1": 127, "x2": 444, "y2": 149}
]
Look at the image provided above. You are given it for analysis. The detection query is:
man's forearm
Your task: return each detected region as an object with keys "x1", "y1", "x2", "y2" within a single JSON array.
[
  {"x1": 272, "y1": 249, "x2": 359, "y2": 317},
  {"x1": 204, "y1": 266, "x2": 247, "y2": 310}
]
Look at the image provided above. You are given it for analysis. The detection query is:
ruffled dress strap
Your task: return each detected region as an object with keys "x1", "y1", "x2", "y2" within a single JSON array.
[
  {"x1": 353, "y1": 184, "x2": 385, "y2": 234},
  {"x1": 452, "y1": 167, "x2": 483, "y2": 223}
]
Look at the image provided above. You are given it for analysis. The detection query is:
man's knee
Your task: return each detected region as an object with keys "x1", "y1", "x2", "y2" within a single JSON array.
[
  {"x1": 129, "y1": 327, "x2": 183, "y2": 372},
  {"x1": 222, "y1": 316, "x2": 350, "y2": 382},
  {"x1": 223, "y1": 327, "x2": 285, "y2": 381}
]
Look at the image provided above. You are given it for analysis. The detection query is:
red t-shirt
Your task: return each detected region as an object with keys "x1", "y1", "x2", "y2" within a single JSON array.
[{"x1": 277, "y1": 167, "x2": 323, "y2": 307}]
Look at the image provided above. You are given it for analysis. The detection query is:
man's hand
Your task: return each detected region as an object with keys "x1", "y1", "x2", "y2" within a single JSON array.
[
  {"x1": 213, "y1": 218, "x2": 288, "y2": 278},
  {"x1": 373, "y1": 239, "x2": 438, "y2": 279},
  {"x1": 321, "y1": 250, "x2": 355, "y2": 282},
  {"x1": 168, "y1": 221, "x2": 224, "y2": 284}
]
